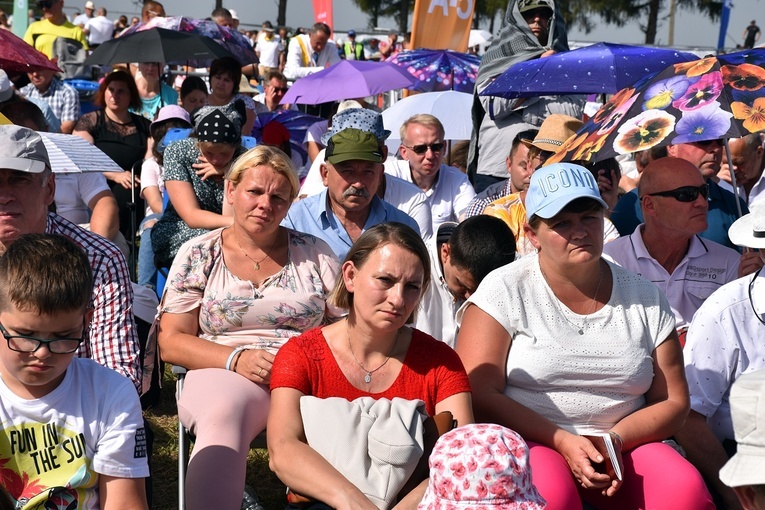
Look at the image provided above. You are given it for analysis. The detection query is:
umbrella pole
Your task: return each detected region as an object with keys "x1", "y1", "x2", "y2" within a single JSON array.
[{"x1": 723, "y1": 139, "x2": 744, "y2": 218}]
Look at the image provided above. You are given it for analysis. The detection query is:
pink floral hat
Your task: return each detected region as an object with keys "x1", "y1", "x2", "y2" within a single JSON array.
[{"x1": 418, "y1": 424, "x2": 546, "y2": 509}]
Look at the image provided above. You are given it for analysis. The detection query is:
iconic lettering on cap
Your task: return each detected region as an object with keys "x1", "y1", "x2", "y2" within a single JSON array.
[{"x1": 538, "y1": 165, "x2": 598, "y2": 197}]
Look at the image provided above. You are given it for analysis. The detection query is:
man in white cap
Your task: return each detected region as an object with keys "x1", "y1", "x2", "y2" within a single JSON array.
[
  {"x1": 83, "y1": 6, "x2": 113, "y2": 48},
  {"x1": 675, "y1": 208, "x2": 765, "y2": 510},
  {"x1": 719, "y1": 370, "x2": 765, "y2": 510},
  {"x1": 72, "y1": 0, "x2": 93, "y2": 27}
]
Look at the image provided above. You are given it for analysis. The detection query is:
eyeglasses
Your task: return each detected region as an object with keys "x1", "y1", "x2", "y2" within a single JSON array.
[
  {"x1": 645, "y1": 184, "x2": 710, "y2": 202},
  {"x1": 402, "y1": 142, "x2": 444, "y2": 155},
  {"x1": 0, "y1": 322, "x2": 84, "y2": 354}
]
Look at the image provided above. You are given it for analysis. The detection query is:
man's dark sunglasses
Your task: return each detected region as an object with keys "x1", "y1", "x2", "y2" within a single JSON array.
[
  {"x1": 270, "y1": 86, "x2": 288, "y2": 93},
  {"x1": 645, "y1": 184, "x2": 710, "y2": 202},
  {"x1": 402, "y1": 142, "x2": 444, "y2": 155},
  {"x1": 694, "y1": 139, "x2": 723, "y2": 147}
]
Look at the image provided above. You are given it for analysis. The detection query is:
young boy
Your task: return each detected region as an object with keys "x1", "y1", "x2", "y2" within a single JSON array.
[
  {"x1": 0, "y1": 234, "x2": 148, "y2": 509},
  {"x1": 416, "y1": 215, "x2": 517, "y2": 348}
]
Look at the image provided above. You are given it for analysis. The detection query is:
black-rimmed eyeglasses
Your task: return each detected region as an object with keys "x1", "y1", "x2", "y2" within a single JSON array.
[
  {"x1": 0, "y1": 322, "x2": 84, "y2": 354},
  {"x1": 644, "y1": 184, "x2": 710, "y2": 203}
]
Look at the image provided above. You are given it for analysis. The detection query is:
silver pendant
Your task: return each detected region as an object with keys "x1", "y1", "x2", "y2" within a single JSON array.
[{"x1": 364, "y1": 372, "x2": 371, "y2": 383}]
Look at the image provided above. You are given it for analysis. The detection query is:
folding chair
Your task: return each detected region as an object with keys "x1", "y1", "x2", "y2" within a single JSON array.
[{"x1": 173, "y1": 366, "x2": 267, "y2": 510}]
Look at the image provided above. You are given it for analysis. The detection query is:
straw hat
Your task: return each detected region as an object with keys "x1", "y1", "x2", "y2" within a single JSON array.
[{"x1": 521, "y1": 114, "x2": 583, "y2": 153}]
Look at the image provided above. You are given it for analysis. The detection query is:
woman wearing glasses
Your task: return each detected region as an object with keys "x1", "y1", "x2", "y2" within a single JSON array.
[{"x1": 457, "y1": 162, "x2": 714, "y2": 510}]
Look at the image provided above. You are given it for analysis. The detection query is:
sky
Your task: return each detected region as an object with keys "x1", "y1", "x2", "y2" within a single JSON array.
[{"x1": 65, "y1": 0, "x2": 762, "y2": 52}]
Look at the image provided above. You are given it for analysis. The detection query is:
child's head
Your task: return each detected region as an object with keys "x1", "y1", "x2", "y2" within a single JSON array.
[
  {"x1": 0, "y1": 234, "x2": 93, "y2": 399},
  {"x1": 439, "y1": 216, "x2": 516, "y2": 300}
]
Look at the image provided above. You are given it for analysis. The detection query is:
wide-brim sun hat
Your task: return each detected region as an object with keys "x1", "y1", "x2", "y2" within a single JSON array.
[{"x1": 728, "y1": 208, "x2": 765, "y2": 250}]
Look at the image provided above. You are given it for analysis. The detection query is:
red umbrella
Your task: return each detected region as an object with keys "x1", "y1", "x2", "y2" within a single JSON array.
[{"x1": 0, "y1": 29, "x2": 61, "y2": 74}]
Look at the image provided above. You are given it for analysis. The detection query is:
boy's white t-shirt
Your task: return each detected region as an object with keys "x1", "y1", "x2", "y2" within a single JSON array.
[{"x1": 0, "y1": 358, "x2": 149, "y2": 509}]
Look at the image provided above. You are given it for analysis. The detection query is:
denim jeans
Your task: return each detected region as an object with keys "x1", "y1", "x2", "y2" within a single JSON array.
[{"x1": 137, "y1": 213, "x2": 162, "y2": 288}]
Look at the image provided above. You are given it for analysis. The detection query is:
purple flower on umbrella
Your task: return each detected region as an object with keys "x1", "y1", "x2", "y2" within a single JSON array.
[
  {"x1": 673, "y1": 102, "x2": 732, "y2": 144},
  {"x1": 672, "y1": 72, "x2": 724, "y2": 111},
  {"x1": 642, "y1": 75, "x2": 692, "y2": 110},
  {"x1": 613, "y1": 109, "x2": 676, "y2": 154}
]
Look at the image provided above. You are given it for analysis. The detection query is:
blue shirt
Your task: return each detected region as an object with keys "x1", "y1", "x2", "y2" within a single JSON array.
[
  {"x1": 610, "y1": 179, "x2": 748, "y2": 251},
  {"x1": 283, "y1": 189, "x2": 420, "y2": 259}
]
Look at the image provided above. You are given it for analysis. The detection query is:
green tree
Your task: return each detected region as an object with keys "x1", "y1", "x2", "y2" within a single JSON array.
[{"x1": 556, "y1": 0, "x2": 722, "y2": 45}]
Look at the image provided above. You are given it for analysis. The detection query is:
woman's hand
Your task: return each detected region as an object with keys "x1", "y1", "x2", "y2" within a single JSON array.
[
  {"x1": 104, "y1": 171, "x2": 139, "y2": 189},
  {"x1": 234, "y1": 348, "x2": 275, "y2": 384},
  {"x1": 193, "y1": 154, "x2": 227, "y2": 181},
  {"x1": 557, "y1": 433, "x2": 615, "y2": 492}
]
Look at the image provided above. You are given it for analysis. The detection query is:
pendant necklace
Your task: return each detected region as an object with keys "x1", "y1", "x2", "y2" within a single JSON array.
[
  {"x1": 347, "y1": 318, "x2": 400, "y2": 383},
  {"x1": 236, "y1": 231, "x2": 279, "y2": 271},
  {"x1": 541, "y1": 261, "x2": 604, "y2": 335}
]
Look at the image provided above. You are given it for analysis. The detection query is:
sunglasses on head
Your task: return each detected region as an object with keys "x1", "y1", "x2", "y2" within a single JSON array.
[
  {"x1": 645, "y1": 184, "x2": 710, "y2": 202},
  {"x1": 402, "y1": 142, "x2": 444, "y2": 155}
]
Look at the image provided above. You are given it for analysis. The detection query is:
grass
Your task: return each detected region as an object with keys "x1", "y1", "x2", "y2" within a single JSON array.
[{"x1": 144, "y1": 366, "x2": 287, "y2": 510}]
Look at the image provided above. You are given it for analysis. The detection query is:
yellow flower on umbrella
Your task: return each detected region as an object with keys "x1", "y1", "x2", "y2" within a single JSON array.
[
  {"x1": 592, "y1": 88, "x2": 635, "y2": 124},
  {"x1": 721, "y1": 63, "x2": 765, "y2": 91},
  {"x1": 613, "y1": 110, "x2": 676, "y2": 154},
  {"x1": 571, "y1": 135, "x2": 607, "y2": 162},
  {"x1": 674, "y1": 57, "x2": 717, "y2": 77},
  {"x1": 547, "y1": 132, "x2": 588, "y2": 164},
  {"x1": 731, "y1": 97, "x2": 765, "y2": 132}
]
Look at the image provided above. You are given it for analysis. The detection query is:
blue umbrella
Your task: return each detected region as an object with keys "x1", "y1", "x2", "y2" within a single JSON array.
[
  {"x1": 251, "y1": 110, "x2": 324, "y2": 145},
  {"x1": 387, "y1": 49, "x2": 480, "y2": 93},
  {"x1": 480, "y1": 42, "x2": 699, "y2": 99}
]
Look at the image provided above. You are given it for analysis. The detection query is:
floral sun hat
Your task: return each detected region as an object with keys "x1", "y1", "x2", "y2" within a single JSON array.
[{"x1": 418, "y1": 424, "x2": 546, "y2": 509}]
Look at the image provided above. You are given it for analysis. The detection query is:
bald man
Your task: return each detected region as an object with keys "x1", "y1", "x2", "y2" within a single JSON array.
[{"x1": 604, "y1": 157, "x2": 746, "y2": 337}]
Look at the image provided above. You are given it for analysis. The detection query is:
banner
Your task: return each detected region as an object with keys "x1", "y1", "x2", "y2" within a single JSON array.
[
  {"x1": 12, "y1": 0, "x2": 29, "y2": 38},
  {"x1": 717, "y1": 0, "x2": 732, "y2": 53},
  {"x1": 312, "y1": 0, "x2": 334, "y2": 33},
  {"x1": 410, "y1": 0, "x2": 475, "y2": 52}
]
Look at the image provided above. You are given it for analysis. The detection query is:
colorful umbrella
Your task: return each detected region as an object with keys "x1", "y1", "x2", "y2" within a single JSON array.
[
  {"x1": 85, "y1": 28, "x2": 234, "y2": 66},
  {"x1": 387, "y1": 49, "x2": 480, "y2": 93},
  {"x1": 122, "y1": 16, "x2": 258, "y2": 66},
  {"x1": 481, "y1": 42, "x2": 699, "y2": 99},
  {"x1": 0, "y1": 29, "x2": 61, "y2": 74},
  {"x1": 251, "y1": 110, "x2": 324, "y2": 144},
  {"x1": 279, "y1": 60, "x2": 416, "y2": 105},
  {"x1": 549, "y1": 48, "x2": 765, "y2": 166}
]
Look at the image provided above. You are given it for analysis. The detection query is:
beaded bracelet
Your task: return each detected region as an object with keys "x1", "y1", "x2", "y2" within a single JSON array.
[{"x1": 225, "y1": 346, "x2": 246, "y2": 371}]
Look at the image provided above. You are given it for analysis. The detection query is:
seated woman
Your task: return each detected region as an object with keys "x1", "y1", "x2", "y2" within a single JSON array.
[
  {"x1": 157, "y1": 145, "x2": 341, "y2": 510},
  {"x1": 207, "y1": 56, "x2": 266, "y2": 137},
  {"x1": 179, "y1": 75, "x2": 209, "y2": 115},
  {"x1": 456, "y1": 162, "x2": 714, "y2": 510},
  {"x1": 268, "y1": 222, "x2": 474, "y2": 509},
  {"x1": 151, "y1": 100, "x2": 246, "y2": 269},
  {"x1": 132, "y1": 61, "x2": 179, "y2": 120}
]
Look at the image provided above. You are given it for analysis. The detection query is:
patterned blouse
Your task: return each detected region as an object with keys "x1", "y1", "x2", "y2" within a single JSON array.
[{"x1": 160, "y1": 227, "x2": 342, "y2": 353}]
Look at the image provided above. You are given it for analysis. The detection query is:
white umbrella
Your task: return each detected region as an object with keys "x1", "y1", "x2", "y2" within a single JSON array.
[
  {"x1": 469, "y1": 29, "x2": 493, "y2": 48},
  {"x1": 382, "y1": 91, "x2": 473, "y2": 154},
  {"x1": 39, "y1": 132, "x2": 124, "y2": 173}
]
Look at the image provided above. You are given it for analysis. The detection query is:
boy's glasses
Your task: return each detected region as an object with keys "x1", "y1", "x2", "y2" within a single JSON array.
[
  {"x1": 0, "y1": 322, "x2": 84, "y2": 354},
  {"x1": 402, "y1": 142, "x2": 444, "y2": 155},
  {"x1": 645, "y1": 184, "x2": 710, "y2": 203}
]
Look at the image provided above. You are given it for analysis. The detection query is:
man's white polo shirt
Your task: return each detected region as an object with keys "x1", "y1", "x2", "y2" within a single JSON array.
[{"x1": 603, "y1": 224, "x2": 740, "y2": 330}]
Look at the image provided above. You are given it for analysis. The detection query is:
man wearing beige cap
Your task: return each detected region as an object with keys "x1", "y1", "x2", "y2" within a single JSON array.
[
  {"x1": 72, "y1": 0, "x2": 94, "y2": 27},
  {"x1": 720, "y1": 370, "x2": 765, "y2": 509}
]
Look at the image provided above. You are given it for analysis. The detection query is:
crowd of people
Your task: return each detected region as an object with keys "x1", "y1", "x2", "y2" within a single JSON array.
[{"x1": 1, "y1": 0, "x2": 765, "y2": 509}]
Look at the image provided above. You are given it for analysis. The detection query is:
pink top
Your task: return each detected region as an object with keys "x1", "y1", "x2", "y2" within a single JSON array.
[{"x1": 271, "y1": 327, "x2": 471, "y2": 416}]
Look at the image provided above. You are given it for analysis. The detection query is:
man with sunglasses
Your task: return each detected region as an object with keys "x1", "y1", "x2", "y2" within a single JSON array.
[
  {"x1": 24, "y1": 0, "x2": 88, "y2": 59},
  {"x1": 604, "y1": 157, "x2": 744, "y2": 337},
  {"x1": 388, "y1": 114, "x2": 475, "y2": 233},
  {"x1": 611, "y1": 139, "x2": 749, "y2": 251},
  {"x1": 253, "y1": 71, "x2": 296, "y2": 112}
]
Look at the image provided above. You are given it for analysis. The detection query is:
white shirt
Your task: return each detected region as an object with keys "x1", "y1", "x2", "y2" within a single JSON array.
[
  {"x1": 284, "y1": 33, "x2": 341, "y2": 81},
  {"x1": 459, "y1": 255, "x2": 675, "y2": 434},
  {"x1": 297, "y1": 148, "x2": 433, "y2": 240},
  {"x1": 54, "y1": 172, "x2": 111, "y2": 225},
  {"x1": 684, "y1": 270, "x2": 765, "y2": 441},
  {"x1": 416, "y1": 223, "x2": 461, "y2": 347},
  {"x1": 255, "y1": 35, "x2": 284, "y2": 68},
  {"x1": 603, "y1": 225, "x2": 741, "y2": 330},
  {"x1": 385, "y1": 160, "x2": 476, "y2": 233},
  {"x1": 84, "y1": 15, "x2": 113, "y2": 45}
]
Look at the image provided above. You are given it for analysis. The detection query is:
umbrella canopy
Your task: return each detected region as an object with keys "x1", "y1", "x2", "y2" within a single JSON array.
[
  {"x1": 381, "y1": 90, "x2": 473, "y2": 153},
  {"x1": 280, "y1": 60, "x2": 416, "y2": 105},
  {"x1": 0, "y1": 30, "x2": 61, "y2": 74},
  {"x1": 549, "y1": 48, "x2": 765, "y2": 165},
  {"x1": 252, "y1": 110, "x2": 324, "y2": 143},
  {"x1": 85, "y1": 28, "x2": 234, "y2": 66},
  {"x1": 387, "y1": 49, "x2": 480, "y2": 93},
  {"x1": 123, "y1": 16, "x2": 258, "y2": 66},
  {"x1": 86, "y1": 28, "x2": 234, "y2": 66},
  {"x1": 481, "y1": 43, "x2": 699, "y2": 100},
  {"x1": 39, "y1": 132, "x2": 122, "y2": 173}
]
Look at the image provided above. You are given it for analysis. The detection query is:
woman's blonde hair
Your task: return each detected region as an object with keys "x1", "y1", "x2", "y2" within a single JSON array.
[
  {"x1": 329, "y1": 222, "x2": 430, "y2": 324},
  {"x1": 227, "y1": 145, "x2": 299, "y2": 201}
]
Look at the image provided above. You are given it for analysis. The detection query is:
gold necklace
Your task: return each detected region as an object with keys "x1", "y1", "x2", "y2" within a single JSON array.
[
  {"x1": 346, "y1": 318, "x2": 400, "y2": 384},
  {"x1": 235, "y1": 230, "x2": 280, "y2": 271},
  {"x1": 540, "y1": 261, "x2": 605, "y2": 336}
]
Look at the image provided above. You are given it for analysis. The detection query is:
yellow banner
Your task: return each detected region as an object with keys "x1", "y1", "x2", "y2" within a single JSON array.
[{"x1": 410, "y1": 0, "x2": 475, "y2": 52}]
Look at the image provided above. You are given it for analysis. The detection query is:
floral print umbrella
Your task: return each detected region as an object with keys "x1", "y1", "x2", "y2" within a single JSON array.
[
  {"x1": 549, "y1": 48, "x2": 765, "y2": 164},
  {"x1": 387, "y1": 49, "x2": 479, "y2": 93}
]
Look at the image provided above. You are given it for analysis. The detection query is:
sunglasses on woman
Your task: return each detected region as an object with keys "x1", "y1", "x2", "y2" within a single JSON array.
[{"x1": 644, "y1": 184, "x2": 710, "y2": 202}]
